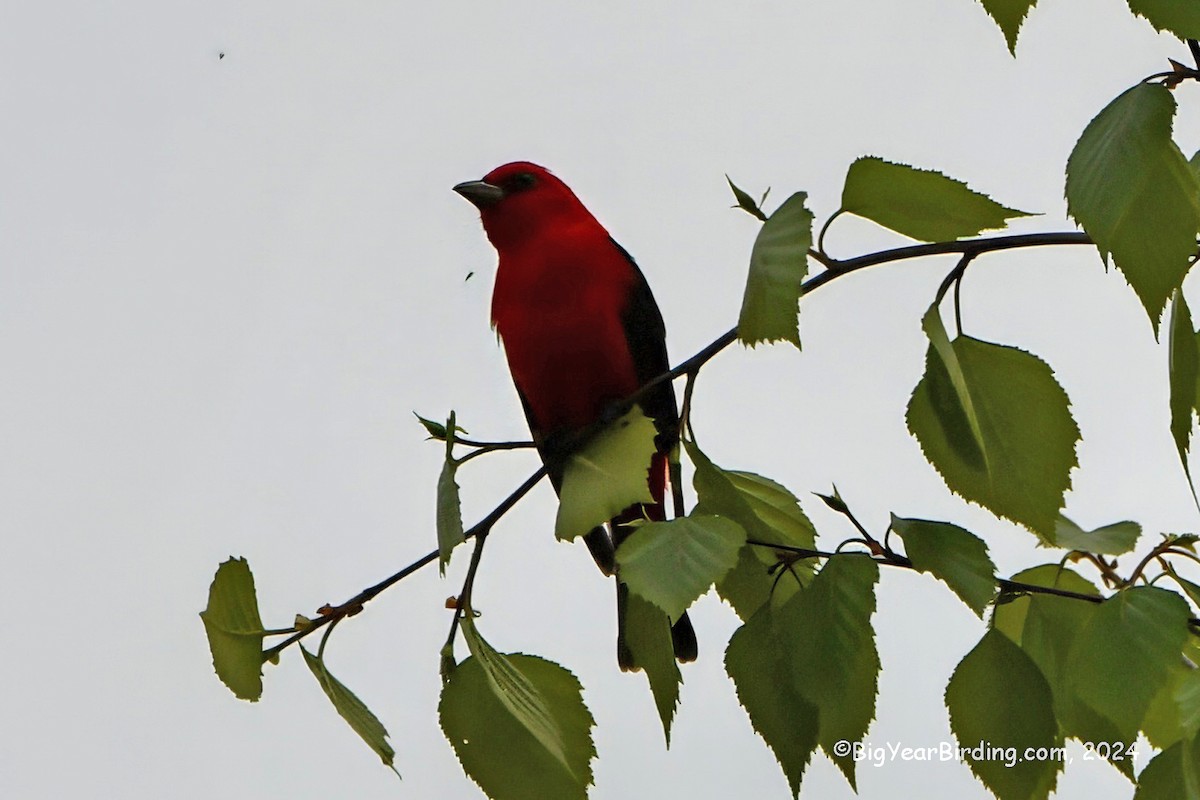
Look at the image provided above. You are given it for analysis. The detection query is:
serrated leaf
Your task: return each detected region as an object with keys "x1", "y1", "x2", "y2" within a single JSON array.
[
  {"x1": 686, "y1": 442, "x2": 816, "y2": 618},
  {"x1": 1066, "y1": 83, "x2": 1200, "y2": 329},
  {"x1": 713, "y1": 542, "x2": 786, "y2": 621},
  {"x1": 440, "y1": 657, "x2": 594, "y2": 800},
  {"x1": 725, "y1": 471, "x2": 818, "y2": 550},
  {"x1": 686, "y1": 442, "x2": 815, "y2": 553},
  {"x1": 907, "y1": 307, "x2": 1080, "y2": 537},
  {"x1": 1170, "y1": 291, "x2": 1200, "y2": 503},
  {"x1": 437, "y1": 413, "x2": 465, "y2": 575},
  {"x1": 442, "y1": 618, "x2": 594, "y2": 799},
  {"x1": 1048, "y1": 515, "x2": 1142, "y2": 555},
  {"x1": 891, "y1": 515, "x2": 996, "y2": 616},
  {"x1": 726, "y1": 175, "x2": 768, "y2": 221},
  {"x1": 993, "y1": 565, "x2": 1100, "y2": 684},
  {"x1": 990, "y1": 566, "x2": 1137, "y2": 775},
  {"x1": 841, "y1": 156, "x2": 1032, "y2": 242},
  {"x1": 1133, "y1": 735, "x2": 1200, "y2": 800},
  {"x1": 555, "y1": 409, "x2": 657, "y2": 541},
  {"x1": 617, "y1": 514, "x2": 745, "y2": 622},
  {"x1": 1065, "y1": 587, "x2": 1191, "y2": 742},
  {"x1": 978, "y1": 0, "x2": 1039, "y2": 53},
  {"x1": 301, "y1": 646, "x2": 398, "y2": 774},
  {"x1": 725, "y1": 599, "x2": 819, "y2": 797},
  {"x1": 779, "y1": 556, "x2": 880, "y2": 789},
  {"x1": 199, "y1": 557, "x2": 265, "y2": 702},
  {"x1": 737, "y1": 191, "x2": 812, "y2": 348},
  {"x1": 1127, "y1": 0, "x2": 1200, "y2": 39},
  {"x1": 946, "y1": 629, "x2": 1062, "y2": 800},
  {"x1": 623, "y1": 591, "x2": 680, "y2": 744}
]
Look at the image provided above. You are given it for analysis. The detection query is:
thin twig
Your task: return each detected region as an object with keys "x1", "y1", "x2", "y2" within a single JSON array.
[
  {"x1": 745, "y1": 535, "x2": 1200, "y2": 625},
  {"x1": 262, "y1": 467, "x2": 547, "y2": 661},
  {"x1": 454, "y1": 437, "x2": 536, "y2": 451},
  {"x1": 444, "y1": 527, "x2": 492, "y2": 655}
]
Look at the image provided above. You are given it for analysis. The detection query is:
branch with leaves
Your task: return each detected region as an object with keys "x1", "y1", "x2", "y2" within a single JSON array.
[{"x1": 202, "y1": 13, "x2": 1200, "y2": 800}]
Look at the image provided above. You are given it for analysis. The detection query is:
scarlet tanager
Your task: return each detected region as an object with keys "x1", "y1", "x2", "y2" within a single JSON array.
[{"x1": 454, "y1": 162, "x2": 697, "y2": 670}]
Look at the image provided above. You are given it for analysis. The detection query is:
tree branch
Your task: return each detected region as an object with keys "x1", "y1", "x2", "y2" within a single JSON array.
[
  {"x1": 262, "y1": 467, "x2": 546, "y2": 661},
  {"x1": 745, "y1": 537, "x2": 1200, "y2": 628},
  {"x1": 261, "y1": 228, "x2": 1100, "y2": 661}
]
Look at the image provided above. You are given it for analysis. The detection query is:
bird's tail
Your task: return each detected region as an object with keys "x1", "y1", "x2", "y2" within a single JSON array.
[{"x1": 614, "y1": 451, "x2": 697, "y2": 671}]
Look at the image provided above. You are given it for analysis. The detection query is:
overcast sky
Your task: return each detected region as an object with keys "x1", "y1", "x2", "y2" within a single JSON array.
[{"x1": 4, "y1": 1, "x2": 1199, "y2": 798}]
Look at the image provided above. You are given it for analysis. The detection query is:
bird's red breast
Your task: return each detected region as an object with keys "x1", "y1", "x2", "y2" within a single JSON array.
[{"x1": 477, "y1": 163, "x2": 642, "y2": 434}]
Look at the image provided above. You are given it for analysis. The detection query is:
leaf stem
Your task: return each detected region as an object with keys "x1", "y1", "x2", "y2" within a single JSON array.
[
  {"x1": 816, "y1": 209, "x2": 844, "y2": 258},
  {"x1": 444, "y1": 527, "x2": 492, "y2": 657}
]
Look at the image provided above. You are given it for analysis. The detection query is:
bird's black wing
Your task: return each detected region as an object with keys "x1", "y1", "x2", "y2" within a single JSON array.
[{"x1": 610, "y1": 238, "x2": 679, "y2": 453}]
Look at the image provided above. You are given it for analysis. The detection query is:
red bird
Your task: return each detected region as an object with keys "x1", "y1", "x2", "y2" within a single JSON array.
[{"x1": 454, "y1": 162, "x2": 697, "y2": 670}]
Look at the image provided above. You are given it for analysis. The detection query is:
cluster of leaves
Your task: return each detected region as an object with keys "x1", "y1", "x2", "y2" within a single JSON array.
[{"x1": 201, "y1": 7, "x2": 1200, "y2": 800}]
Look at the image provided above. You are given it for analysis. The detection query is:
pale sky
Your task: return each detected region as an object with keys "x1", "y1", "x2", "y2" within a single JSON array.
[{"x1": 4, "y1": 1, "x2": 1198, "y2": 798}]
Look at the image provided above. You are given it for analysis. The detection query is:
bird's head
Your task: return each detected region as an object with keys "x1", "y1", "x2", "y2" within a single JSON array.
[{"x1": 454, "y1": 162, "x2": 595, "y2": 249}]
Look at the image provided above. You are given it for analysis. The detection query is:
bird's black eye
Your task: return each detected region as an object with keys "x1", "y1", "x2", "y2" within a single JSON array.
[{"x1": 503, "y1": 172, "x2": 537, "y2": 193}]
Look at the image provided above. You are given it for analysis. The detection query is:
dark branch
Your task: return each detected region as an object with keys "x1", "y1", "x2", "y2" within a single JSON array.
[
  {"x1": 744, "y1": 537, "x2": 1200, "y2": 628},
  {"x1": 261, "y1": 228, "x2": 1100, "y2": 660},
  {"x1": 263, "y1": 467, "x2": 546, "y2": 660}
]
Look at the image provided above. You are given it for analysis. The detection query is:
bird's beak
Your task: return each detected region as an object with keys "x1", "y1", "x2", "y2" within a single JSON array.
[{"x1": 453, "y1": 180, "x2": 505, "y2": 209}]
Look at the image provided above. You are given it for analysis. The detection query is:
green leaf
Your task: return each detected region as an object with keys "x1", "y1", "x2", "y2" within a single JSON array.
[
  {"x1": 623, "y1": 592, "x2": 681, "y2": 745},
  {"x1": 918, "y1": 302, "x2": 989, "y2": 456},
  {"x1": 1166, "y1": 563, "x2": 1200, "y2": 609},
  {"x1": 713, "y1": 543, "x2": 782, "y2": 621},
  {"x1": 1066, "y1": 83, "x2": 1200, "y2": 329},
  {"x1": 555, "y1": 409, "x2": 657, "y2": 541},
  {"x1": 991, "y1": 567, "x2": 1137, "y2": 776},
  {"x1": 1172, "y1": 533, "x2": 1200, "y2": 552},
  {"x1": 1065, "y1": 587, "x2": 1191, "y2": 742},
  {"x1": 686, "y1": 442, "x2": 816, "y2": 552},
  {"x1": 993, "y1": 565, "x2": 1100, "y2": 685},
  {"x1": 1126, "y1": 0, "x2": 1200, "y2": 39},
  {"x1": 199, "y1": 557, "x2": 265, "y2": 702},
  {"x1": 907, "y1": 306, "x2": 1080, "y2": 537},
  {"x1": 301, "y1": 646, "x2": 398, "y2": 774},
  {"x1": 725, "y1": 470, "x2": 818, "y2": 548},
  {"x1": 841, "y1": 156, "x2": 1032, "y2": 242},
  {"x1": 978, "y1": 0, "x2": 1039, "y2": 54},
  {"x1": 725, "y1": 599, "x2": 820, "y2": 797},
  {"x1": 890, "y1": 515, "x2": 996, "y2": 616},
  {"x1": 780, "y1": 556, "x2": 880, "y2": 789},
  {"x1": 945, "y1": 629, "x2": 1062, "y2": 800},
  {"x1": 617, "y1": 514, "x2": 745, "y2": 622},
  {"x1": 737, "y1": 191, "x2": 813, "y2": 348},
  {"x1": 1170, "y1": 291, "x2": 1200, "y2": 502},
  {"x1": 726, "y1": 175, "x2": 768, "y2": 221},
  {"x1": 686, "y1": 441, "x2": 817, "y2": 618},
  {"x1": 1047, "y1": 515, "x2": 1142, "y2": 555},
  {"x1": 1195, "y1": 329, "x2": 1200, "y2": 411},
  {"x1": 1144, "y1": 665, "x2": 1200, "y2": 750},
  {"x1": 438, "y1": 412, "x2": 465, "y2": 575},
  {"x1": 441, "y1": 618, "x2": 594, "y2": 800},
  {"x1": 1133, "y1": 736, "x2": 1200, "y2": 800}
]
